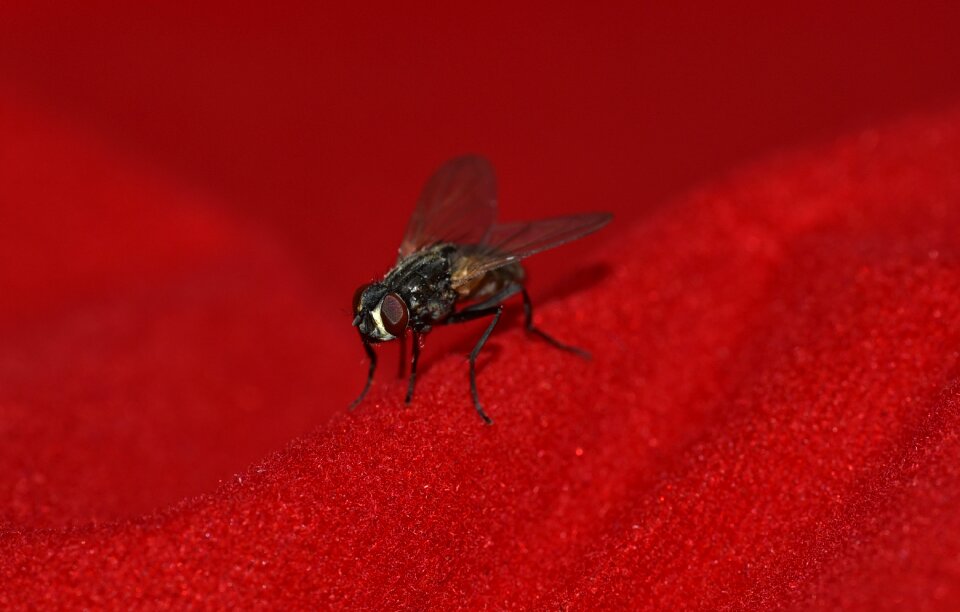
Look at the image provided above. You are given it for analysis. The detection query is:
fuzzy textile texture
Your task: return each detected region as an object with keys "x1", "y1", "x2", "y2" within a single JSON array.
[{"x1": 3, "y1": 89, "x2": 960, "y2": 609}]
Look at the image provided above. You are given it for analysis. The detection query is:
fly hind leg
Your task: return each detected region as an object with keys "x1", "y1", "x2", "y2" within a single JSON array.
[{"x1": 522, "y1": 288, "x2": 591, "y2": 359}]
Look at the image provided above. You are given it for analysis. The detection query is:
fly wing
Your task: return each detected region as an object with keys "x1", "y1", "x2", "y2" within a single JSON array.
[
  {"x1": 398, "y1": 155, "x2": 498, "y2": 259},
  {"x1": 450, "y1": 212, "x2": 612, "y2": 288}
]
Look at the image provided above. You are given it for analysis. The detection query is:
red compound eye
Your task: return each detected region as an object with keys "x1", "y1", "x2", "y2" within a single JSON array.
[
  {"x1": 353, "y1": 283, "x2": 371, "y2": 313},
  {"x1": 380, "y1": 293, "x2": 409, "y2": 336}
]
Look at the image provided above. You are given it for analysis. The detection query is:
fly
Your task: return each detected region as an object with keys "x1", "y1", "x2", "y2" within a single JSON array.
[{"x1": 350, "y1": 155, "x2": 612, "y2": 424}]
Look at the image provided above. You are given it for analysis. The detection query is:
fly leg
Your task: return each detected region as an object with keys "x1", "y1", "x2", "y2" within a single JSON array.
[
  {"x1": 468, "y1": 308, "x2": 502, "y2": 425},
  {"x1": 448, "y1": 305, "x2": 504, "y2": 424},
  {"x1": 405, "y1": 331, "x2": 423, "y2": 404},
  {"x1": 397, "y1": 331, "x2": 407, "y2": 379},
  {"x1": 349, "y1": 336, "x2": 377, "y2": 410},
  {"x1": 522, "y1": 288, "x2": 591, "y2": 359}
]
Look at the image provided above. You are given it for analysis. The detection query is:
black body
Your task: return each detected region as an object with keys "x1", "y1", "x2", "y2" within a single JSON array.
[
  {"x1": 354, "y1": 245, "x2": 459, "y2": 339},
  {"x1": 350, "y1": 155, "x2": 611, "y2": 424}
]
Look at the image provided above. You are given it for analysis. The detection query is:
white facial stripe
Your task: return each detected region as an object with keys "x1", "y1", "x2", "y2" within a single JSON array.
[{"x1": 369, "y1": 302, "x2": 396, "y2": 341}]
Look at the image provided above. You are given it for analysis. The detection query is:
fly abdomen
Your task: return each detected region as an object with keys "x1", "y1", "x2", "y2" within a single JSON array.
[{"x1": 453, "y1": 260, "x2": 524, "y2": 303}]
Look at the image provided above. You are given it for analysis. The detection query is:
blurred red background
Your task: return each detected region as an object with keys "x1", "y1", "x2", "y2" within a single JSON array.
[
  {"x1": 1, "y1": 0, "x2": 959, "y2": 521},
  {"x1": 2, "y1": 3, "x2": 960, "y2": 606},
  {"x1": 3, "y1": 2, "x2": 958, "y2": 285}
]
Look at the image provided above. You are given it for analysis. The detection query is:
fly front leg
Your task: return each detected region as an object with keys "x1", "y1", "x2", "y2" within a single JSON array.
[
  {"x1": 405, "y1": 331, "x2": 423, "y2": 404},
  {"x1": 349, "y1": 336, "x2": 378, "y2": 410},
  {"x1": 397, "y1": 331, "x2": 407, "y2": 379},
  {"x1": 522, "y1": 288, "x2": 591, "y2": 359}
]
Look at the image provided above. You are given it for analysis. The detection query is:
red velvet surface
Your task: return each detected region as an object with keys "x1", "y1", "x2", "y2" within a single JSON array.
[{"x1": 3, "y1": 3, "x2": 960, "y2": 609}]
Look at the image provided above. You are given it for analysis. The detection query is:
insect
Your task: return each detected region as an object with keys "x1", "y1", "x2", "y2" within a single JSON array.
[{"x1": 350, "y1": 154, "x2": 611, "y2": 424}]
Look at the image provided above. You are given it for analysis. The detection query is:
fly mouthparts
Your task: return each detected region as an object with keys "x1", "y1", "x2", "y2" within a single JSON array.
[{"x1": 352, "y1": 315, "x2": 361, "y2": 326}]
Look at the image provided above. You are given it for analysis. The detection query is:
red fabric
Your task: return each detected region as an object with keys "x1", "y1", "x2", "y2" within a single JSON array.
[{"x1": 3, "y1": 4, "x2": 960, "y2": 609}]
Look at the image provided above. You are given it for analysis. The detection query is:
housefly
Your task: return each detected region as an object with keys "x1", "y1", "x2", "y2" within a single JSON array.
[{"x1": 351, "y1": 155, "x2": 611, "y2": 424}]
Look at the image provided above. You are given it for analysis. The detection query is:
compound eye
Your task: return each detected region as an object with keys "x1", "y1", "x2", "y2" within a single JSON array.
[
  {"x1": 353, "y1": 283, "x2": 371, "y2": 313},
  {"x1": 380, "y1": 293, "x2": 409, "y2": 337}
]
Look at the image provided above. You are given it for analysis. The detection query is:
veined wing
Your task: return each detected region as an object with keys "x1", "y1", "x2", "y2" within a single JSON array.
[
  {"x1": 451, "y1": 212, "x2": 612, "y2": 288},
  {"x1": 398, "y1": 155, "x2": 498, "y2": 259}
]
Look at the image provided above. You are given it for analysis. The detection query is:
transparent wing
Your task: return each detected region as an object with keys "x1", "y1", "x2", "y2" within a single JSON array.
[
  {"x1": 398, "y1": 155, "x2": 498, "y2": 258},
  {"x1": 451, "y1": 212, "x2": 612, "y2": 287}
]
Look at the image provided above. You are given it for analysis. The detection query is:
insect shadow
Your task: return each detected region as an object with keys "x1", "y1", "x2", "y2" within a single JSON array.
[{"x1": 414, "y1": 261, "x2": 613, "y2": 378}]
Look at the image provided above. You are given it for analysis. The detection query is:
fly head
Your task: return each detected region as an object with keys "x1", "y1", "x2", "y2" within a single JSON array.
[{"x1": 353, "y1": 282, "x2": 409, "y2": 342}]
